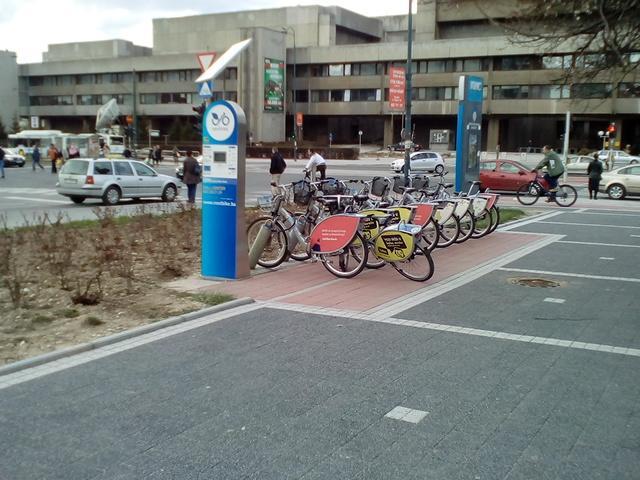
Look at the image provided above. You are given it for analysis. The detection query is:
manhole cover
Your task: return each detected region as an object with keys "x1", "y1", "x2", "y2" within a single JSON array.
[{"x1": 509, "y1": 277, "x2": 561, "y2": 288}]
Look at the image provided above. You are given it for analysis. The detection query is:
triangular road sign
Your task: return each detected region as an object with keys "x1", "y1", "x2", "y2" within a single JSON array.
[
  {"x1": 198, "y1": 81, "x2": 213, "y2": 98},
  {"x1": 197, "y1": 52, "x2": 217, "y2": 72}
]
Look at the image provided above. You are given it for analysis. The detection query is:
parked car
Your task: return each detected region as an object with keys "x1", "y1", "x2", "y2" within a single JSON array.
[
  {"x1": 600, "y1": 165, "x2": 640, "y2": 200},
  {"x1": 390, "y1": 151, "x2": 444, "y2": 173},
  {"x1": 387, "y1": 142, "x2": 421, "y2": 152},
  {"x1": 56, "y1": 158, "x2": 181, "y2": 205},
  {"x1": 595, "y1": 150, "x2": 640, "y2": 168},
  {"x1": 565, "y1": 155, "x2": 592, "y2": 175},
  {"x1": 1, "y1": 148, "x2": 26, "y2": 167},
  {"x1": 479, "y1": 160, "x2": 536, "y2": 191},
  {"x1": 175, "y1": 155, "x2": 203, "y2": 181}
]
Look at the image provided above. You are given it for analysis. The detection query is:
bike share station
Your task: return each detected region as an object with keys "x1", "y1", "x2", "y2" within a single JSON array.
[
  {"x1": 456, "y1": 75, "x2": 483, "y2": 193},
  {"x1": 197, "y1": 40, "x2": 252, "y2": 280}
]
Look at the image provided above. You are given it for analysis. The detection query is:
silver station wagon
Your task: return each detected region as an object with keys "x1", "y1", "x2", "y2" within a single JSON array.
[{"x1": 56, "y1": 158, "x2": 180, "y2": 205}]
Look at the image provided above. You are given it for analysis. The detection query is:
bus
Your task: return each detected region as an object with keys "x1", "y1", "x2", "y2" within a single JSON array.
[{"x1": 7, "y1": 130, "x2": 123, "y2": 158}]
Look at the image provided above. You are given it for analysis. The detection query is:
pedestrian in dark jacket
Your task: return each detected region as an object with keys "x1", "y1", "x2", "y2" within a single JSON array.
[
  {"x1": 587, "y1": 153, "x2": 603, "y2": 200},
  {"x1": 0, "y1": 146, "x2": 5, "y2": 179},
  {"x1": 32, "y1": 144, "x2": 44, "y2": 171},
  {"x1": 269, "y1": 147, "x2": 286, "y2": 195},
  {"x1": 153, "y1": 145, "x2": 162, "y2": 166},
  {"x1": 182, "y1": 151, "x2": 201, "y2": 204}
]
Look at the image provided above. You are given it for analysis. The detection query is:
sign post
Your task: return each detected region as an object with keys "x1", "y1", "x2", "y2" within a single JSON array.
[
  {"x1": 201, "y1": 100, "x2": 249, "y2": 279},
  {"x1": 455, "y1": 75, "x2": 484, "y2": 192}
]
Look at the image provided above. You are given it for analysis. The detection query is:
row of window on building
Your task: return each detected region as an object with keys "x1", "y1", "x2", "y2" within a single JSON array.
[
  {"x1": 29, "y1": 91, "x2": 237, "y2": 106},
  {"x1": 27, "y1": 68, "x2": 238, "y2": 87}
]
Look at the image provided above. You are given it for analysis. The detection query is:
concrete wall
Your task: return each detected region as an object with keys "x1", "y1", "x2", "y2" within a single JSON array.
[
  {"x1": 43, "y1": 40, "x2": 151, "y2": 62},
  {"x1": 0, "y1": 51, "x2": 19, "y2": 131}
]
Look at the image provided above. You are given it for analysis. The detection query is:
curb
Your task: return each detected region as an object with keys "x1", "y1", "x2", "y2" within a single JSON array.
[{"x1": 0, "y1": 297, "x2": 255, "y2": 377}]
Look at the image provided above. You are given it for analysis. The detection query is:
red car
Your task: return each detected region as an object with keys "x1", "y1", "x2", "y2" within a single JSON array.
[{"x1": 480, "y1": 159, "x2": 536, "y2": 191}]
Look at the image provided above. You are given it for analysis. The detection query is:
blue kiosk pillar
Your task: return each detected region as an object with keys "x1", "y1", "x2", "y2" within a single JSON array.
[
  {"x1": 201, "y1": 100, "x2": 250, "y2": 279},
  {"x1": 455, "y1": 75, "x2": 484, "y2": 192}
]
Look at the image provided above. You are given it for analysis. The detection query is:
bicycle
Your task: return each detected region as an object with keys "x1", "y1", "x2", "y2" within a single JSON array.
[{"x1": 516, "y1": 174, "x2": 578, "y2": 207}]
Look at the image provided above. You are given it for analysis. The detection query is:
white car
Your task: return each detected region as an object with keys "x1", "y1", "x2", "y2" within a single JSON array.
[
  {"x1": 390, "y1": 151, "x2": 445, "y2": 174},
  {"x1": 600, "y1": 165, "x2": 640, "y2": 200},
  {"x1": 596, "y1": 150, "x2": 640, "y2": 168},
  {"x1": 565, "y1": 155, "x2": 592, "y2": 174}
]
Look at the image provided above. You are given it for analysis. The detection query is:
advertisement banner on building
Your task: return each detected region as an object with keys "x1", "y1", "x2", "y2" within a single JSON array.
[
  {"x1": 455, "y1": 75, "x2": 484, "y2": 192},
  {"x1": 264, "y1": 58, "x2": 285, "y2": 112},
  {"x1": 389, "y1": 67, "x2": 406, "y2": 111}
]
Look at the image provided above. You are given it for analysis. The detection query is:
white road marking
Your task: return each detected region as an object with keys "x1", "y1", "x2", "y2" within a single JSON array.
[
  {"x1": 558, "y1": 241, "x2": 640, "y2": 249},
  {"x1": 579, "y1": 211, "x2": 640, "y2": 217},
  {"x1": 2, "y1": 196, "x2": 70, "y2": 204},
  {"x1": 263, "y1": 302, "x2": 640, "y2": 358},
  {"x1": 544, "y1": 298, "x2": 566, "y2": 304},
  {"x1": 498, "y1": 211, "x2": 565, "y2": 231},
  {"x1": 599, "y1": 257, "x2": 615, "y2": 260},
  {"x1": 538, "y1": 221, "x2": 640, "y2": 229},
  {"x1": 631, "y1": 235, "x2": 640, "y2": 238},
  {"x1": 385, "y1": 406, "x2": 429, "y2": 424},
  {"x1": 498, "y1": 267, "x2": 640, "y2": 283}
]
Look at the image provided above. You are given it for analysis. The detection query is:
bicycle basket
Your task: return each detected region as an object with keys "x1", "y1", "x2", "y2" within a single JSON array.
[
  {"x1": 392, "y1": 176, "x2": 406, "y2": 194},
  {"x1": 320, "y1": 178, "x2": 345, "y2": 195},
  {"x1": 370, "y1": 176, "x2": 389, "y2": 197},
  {"x1": 292, "y1": 180, "x2": 312, "y2": 205},
  {"x1": 411, "y1": 175, "x2": 429, "y2": 190}
]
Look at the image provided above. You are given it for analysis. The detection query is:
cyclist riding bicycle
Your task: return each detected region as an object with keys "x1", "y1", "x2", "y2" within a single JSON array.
[{"x1": 532, "y1": 145, "x2": 565, "y2": 202}]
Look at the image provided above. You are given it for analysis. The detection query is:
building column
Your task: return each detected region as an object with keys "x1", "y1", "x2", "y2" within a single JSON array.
[
  {"x1": 614, "y1": 117, "x2": 624, "y2": 149},
  {"x1": 384, "y1": 115, "x2": 394, "y2": 147},
  {"x1": 487, "y1": 116, "x2": 499, "y2": 153}
]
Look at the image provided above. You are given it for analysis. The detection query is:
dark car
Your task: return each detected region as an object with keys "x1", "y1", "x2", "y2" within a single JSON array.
[
  {"x1": 387, "y1": 142, "x2": 421, "y2": 152},
  {"x1": 480, "y1": 159, "x2": 536, "y2": 191},
  {"x1": 2, "y1": 148, "x2": 26, "y2": 167}
]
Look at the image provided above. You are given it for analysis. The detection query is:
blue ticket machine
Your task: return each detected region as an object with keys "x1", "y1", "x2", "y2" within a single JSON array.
[
  {"x1": 201, "y1": 100, "x2": 250, "y2": 279},
  {"x1": 455, "y1": 75, "x2": 484, "y2": 193}
]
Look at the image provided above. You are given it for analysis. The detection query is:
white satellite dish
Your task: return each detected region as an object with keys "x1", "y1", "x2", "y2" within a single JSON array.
[{"x1": 95, "y1": 98, "x2": 120, "y2": 130}]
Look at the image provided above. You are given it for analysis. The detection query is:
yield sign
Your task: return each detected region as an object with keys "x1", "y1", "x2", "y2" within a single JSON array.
[{"x1": 197, "y1": 51, "x2": 217, "y2": 72}]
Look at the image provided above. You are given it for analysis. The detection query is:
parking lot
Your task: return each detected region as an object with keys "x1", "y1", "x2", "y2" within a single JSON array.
[{"x1": 1, "y1": 205, "x2": 639, "y2": 479}]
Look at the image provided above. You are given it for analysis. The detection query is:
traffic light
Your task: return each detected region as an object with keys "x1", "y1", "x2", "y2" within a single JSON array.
[
  {"x1": 607, "y1": 122, "x2": 616, "y2": 135},
  {"x1": 192, "y1": 102, "x2": 206, "y2": 134}
]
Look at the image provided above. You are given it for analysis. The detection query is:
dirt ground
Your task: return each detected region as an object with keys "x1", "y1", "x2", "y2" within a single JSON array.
[{"x1": 0, "y1": 206, "x2": 265, "y2": 367}]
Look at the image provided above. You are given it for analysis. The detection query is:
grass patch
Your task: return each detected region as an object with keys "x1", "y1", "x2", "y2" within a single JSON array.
[
  {"x1": 84, "y1": 316, "x2": 105, "y2": 326},
  {"x1": 57, "y1": 308, "x2": 80, "y2": 318},
  {"x1": 191, "y1": 292, "x2": 235, "y2": 306},
  {"x1": 31, "y1": 314, "x2": 53, "y2": 324},
  {"x1": 498, "y1": 208, "x2": 527, "y2": 225}
]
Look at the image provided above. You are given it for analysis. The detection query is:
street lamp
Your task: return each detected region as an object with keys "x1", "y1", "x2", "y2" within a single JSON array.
[{"x1": 281, "y1": 26, "x2": 297, "y2": 160}]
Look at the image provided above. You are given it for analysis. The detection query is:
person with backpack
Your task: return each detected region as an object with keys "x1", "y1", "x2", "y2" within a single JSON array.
[
  {"x1": 269, "y1": 147, "x2": 287, "y2": 195},
  {"x1": 182, "y1": 150, "x2": 201, "y2": 204}
]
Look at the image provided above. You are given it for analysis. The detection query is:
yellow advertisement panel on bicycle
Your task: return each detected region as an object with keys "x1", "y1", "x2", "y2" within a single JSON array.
[{"x1": 373, "y1": 230, "x2": 415, "y2": 262}]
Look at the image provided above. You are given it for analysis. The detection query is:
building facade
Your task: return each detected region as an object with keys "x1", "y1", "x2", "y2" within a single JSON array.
[{"x1": 4, "y1": 1, "x2": 640, "y2": 151}]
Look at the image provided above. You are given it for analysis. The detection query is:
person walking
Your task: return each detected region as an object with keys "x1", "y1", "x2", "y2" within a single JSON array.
[
  {"x1": 587, "y1": 152, "x2": 603, "y2": 200},
  {"x1": 172, "y1": 146, "x2": 180, "y2": 165},
  {"x1": 32, "y1": 144, "x2": 44, "y2": 171},
  {"x1": 67, "y1": 143, "x2": 80, "y2": 159},
  {"x1": 0, "y1": 146, "x2": 5, "y2": 179},
  {"x1": 269, "y1": 147, "x2": 286, "y2": 195},
  {"x1": 532, "y1": 145, "x2": 564, "y2": 202},
  {"x1": 153, "y1": 145, "x2": 162, "y2": 166},
  {"x1": 97, "y1": 138, "x2": 110, "y2": 158},
  {"x1": 182, "y1": 150, "x2": 201, "y2": 204},
  {"x1": 304, "y1": 148, "x2": 326, "y2": 181},
  {"x1": 48, "y1": 144, "x2": 58, "y2": 174}
]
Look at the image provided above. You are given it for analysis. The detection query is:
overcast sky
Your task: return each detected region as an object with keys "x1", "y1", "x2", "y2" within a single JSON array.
[{"x1": 0, "y1": 0, "x2": 413, "y2": 64}]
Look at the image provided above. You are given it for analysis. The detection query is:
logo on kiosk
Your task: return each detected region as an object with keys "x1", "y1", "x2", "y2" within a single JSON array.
[{"x1": 206, "y1": 103, "x2": 235, "y2": 142}]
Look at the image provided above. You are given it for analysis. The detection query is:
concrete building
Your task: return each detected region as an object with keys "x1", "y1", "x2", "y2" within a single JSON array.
[{"x1": 5, "y1": 1, "x2": 640, "y2": 151}]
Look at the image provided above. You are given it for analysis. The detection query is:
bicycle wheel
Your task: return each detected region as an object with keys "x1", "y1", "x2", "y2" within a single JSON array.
[
  {"x1": 436, "y1": 215, "x2": 460, "y2": 248},
  {"x1": 365, "y1": 243, "x2": 386, "y2": 269},
  {"x1": 516, "y1": 182, "x2": 541, "y2": 205},
  {"x1": 471, "y1": 208, "x2": 492, "y2": 238},
  {"x1": 247, "y1": 217, "x2": 288, "y2": 268},
  {"x1": 489, "y1": 206, "x2": 500, "y2": 233},
  {"x1": 456, "y1": 211, "x2": 475, "y2": 243},
  {"x1": 390, "y1": 244, "x2": 435, "y2": 282},
  {"x1": 554, "y1": 184, "x2": 578, "y2": 207},
  {"x1": 289, "y1": 213, "x2": 312, "y2": 261},
  {"x1": 419, "y1": 218, "x2": 439, "y2": 252},
  {"x1": 319, "y1": 231, "x2": 368, "y2": 279}
]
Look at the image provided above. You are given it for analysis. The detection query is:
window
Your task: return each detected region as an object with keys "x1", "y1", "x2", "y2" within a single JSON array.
[
  {"x1": 571, "y1": 83, "x2": 612, "y2": 98},
  {"x1": 627, "y1": 166, "x2": 640, "y2": 175},
  {"x1": 77, "y1": 95, "x2": 104, "y2": 105},
  {"x1": 481, "y1": 162, "x2": 496, "y2": 170},
  {"x1": 139, "y1": 94, "x2": 158, "y2": 104},
  {"x1": 56, "y1": 75, "x2": 74, "y2": 86},
  {"x1": 499, "y1": 163, "x2": 521, "y2": 174},
  {"x1": 224, "y1": 68, "x2": 237, "y2": 80},
  {"x1": 330, "y1": 90, "x2": 345, "y2": 101},
  {"x1": 294, "y1": 90, "x2": 309, "y2": 102},
  {"x1": 138, "y1": 71, "x2": 159, "y2": 83},
  {"x1": 529, "y1": 85, "x2": 570, "y2": 99},
  {"x1": 29, "y1": 77, "x2": 44, "y2": 87},
  {"x1": 351, "y1": 89, "x2": 379, "y2": 102},
  {"x1": 295, "y1": 65, "x2": 309, "y2": 77},
  {"x1": 329, "y1": 64, "x2": 344, "y2": 76},
  {"x1": 76, "y1": 74, "x2": 95, "y2": 85},
  {"x1": 161, "y1": 71, "x2": 179, "y2": 82},
  {"x1": 133, "y1": 162, "x2": 155, "y2": 176},
  {"x1": 114, "y1": 162, "x2": 134, "y2": 176},
  {"x1": 492, "y1": 85, "x2": 529, "y2": 99},
  {"x1": 61, "y1": 160, "x2": 89, "y2": 175},
  {"x1": 619, "y1": 83, "x2": 640, "y2": 97},
  {"x1": 494, "y1": 56, "x2": 536, "y2": 71},
  {"x1": 351, "y1": 63, "x2": 379, "y2": 76},
  {"x1": 93, "y1": 161, "x2": 113, "y2": 175},
  {"x1": 30, "y1": 95, "x2": 73, "y2": 106},
  {"x1": 309, "y1": 65, "x2": 328, "y2": 77},
  {"x1": 427, "y1": 60, "x2": 445, "y2": 73},
  {"x1": 542, "y1": 55, "x2": 572, "y2": 69}
]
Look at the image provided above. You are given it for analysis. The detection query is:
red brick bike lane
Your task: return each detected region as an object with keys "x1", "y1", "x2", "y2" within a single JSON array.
[{"x1": 199, "y1": 231, "x2": 546, "y2": 312}]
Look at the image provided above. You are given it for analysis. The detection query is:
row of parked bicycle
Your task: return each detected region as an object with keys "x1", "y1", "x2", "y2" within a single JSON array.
[{"x1": 247, "y1": 173, "x2": 501, "y2": 282}]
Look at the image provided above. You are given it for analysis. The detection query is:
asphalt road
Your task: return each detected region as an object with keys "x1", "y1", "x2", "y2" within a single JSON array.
[{"x1": 1, "y1": 206, "x2": 639, "y2": 479}]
